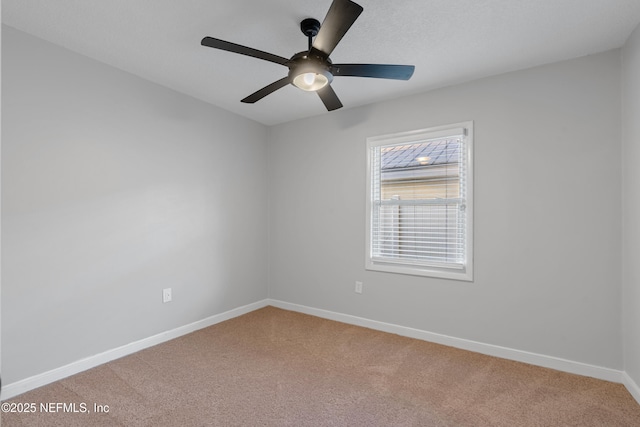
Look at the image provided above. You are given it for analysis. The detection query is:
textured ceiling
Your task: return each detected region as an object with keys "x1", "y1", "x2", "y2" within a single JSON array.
[{"x1": 3, "y1": 0, "x2": 640, "y2": 125}]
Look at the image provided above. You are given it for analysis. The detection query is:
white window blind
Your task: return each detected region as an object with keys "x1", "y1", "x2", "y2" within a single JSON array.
[{"x1": 366, "y1": 122, "x2": 473, "y2": 280}]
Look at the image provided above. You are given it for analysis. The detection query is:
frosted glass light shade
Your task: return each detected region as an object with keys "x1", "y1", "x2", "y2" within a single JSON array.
[{"x1": 292, "y1": 72, "x2": 329, "y2": 91}]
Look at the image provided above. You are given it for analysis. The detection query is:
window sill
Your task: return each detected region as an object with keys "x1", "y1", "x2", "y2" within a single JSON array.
[{"x1": 366, "y1": 259, "x2": 473, "y2": 281}]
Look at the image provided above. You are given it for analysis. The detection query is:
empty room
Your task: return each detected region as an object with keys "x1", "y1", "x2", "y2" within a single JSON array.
[{"x1": 2, "y1": 0, "x2": 640, "y2": 425}]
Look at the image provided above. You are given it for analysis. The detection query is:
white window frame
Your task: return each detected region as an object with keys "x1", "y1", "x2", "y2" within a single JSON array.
[{"x1": 365, "y1": 121, "x2": 473, "y2": 281}]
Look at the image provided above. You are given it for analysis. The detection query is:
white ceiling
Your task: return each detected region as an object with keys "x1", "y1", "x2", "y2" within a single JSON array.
[{"x1": 3, "y1": 0, "x2": 640, "y2": 126}]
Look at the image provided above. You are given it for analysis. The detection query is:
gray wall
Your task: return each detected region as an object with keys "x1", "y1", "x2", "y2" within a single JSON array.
[
  {"x1": 1, "y1": 26, "x2": 269, "y2": 384},
  {"x1": 268, "y1": 50, "x2": 623, "y2": 370},
  {"x1": 622, "y1": 23, "x2": 640, "y2": 386}
]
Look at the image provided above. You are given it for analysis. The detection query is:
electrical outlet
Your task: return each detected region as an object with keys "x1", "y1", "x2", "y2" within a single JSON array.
[
  {"x1": 163, "y1": 288, "x2": 172, "y2": 303},
  {"x1": 355, "y1": 281, "x2": 363, "y2": 294}
]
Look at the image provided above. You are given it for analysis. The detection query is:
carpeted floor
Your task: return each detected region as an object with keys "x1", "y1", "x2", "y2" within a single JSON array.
[{"x1": 3, "y1": 306, "x2": 640, "y2": 426}]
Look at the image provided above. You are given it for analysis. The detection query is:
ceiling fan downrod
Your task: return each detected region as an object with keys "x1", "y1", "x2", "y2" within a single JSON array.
[{"x1": 300, "y1": 18, "x2": 321, "y2": 52}]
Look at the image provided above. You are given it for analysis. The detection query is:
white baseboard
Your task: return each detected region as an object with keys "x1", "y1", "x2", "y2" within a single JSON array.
[
  {"x1": 267, "y1": 299, "x2": 626, "y2": 385},
  {"x1": 623, "y1": 371, "x2": 640, "y2": 405},
  {"x1": 1, "y1": 299, "x2": 270, "y2": 401},
  {"x1": 4, "y1": 298, "x2": 639, "y2": 408}
]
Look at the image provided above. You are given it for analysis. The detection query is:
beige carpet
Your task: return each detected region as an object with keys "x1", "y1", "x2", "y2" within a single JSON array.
[{"x1": 2, "y1": 306, "x2": 640, "y2": 426}]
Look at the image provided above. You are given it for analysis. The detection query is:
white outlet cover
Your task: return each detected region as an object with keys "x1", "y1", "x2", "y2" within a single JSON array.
[{"x1": 355, "y1": 281, "x2": 363, "y2": 294}]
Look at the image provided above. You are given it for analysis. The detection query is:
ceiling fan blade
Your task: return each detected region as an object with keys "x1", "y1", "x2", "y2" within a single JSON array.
[
  {"x1": 311, "y1": 0, "x2": 363, "y2": 57},
  {"x1": 201, "y1": 37, "x2": 289, "y2": 66},
  {"x1": 331, "y1": 64, "x2": 415, "y2": 80},
  {"x1": 317, "y1": 85, "x2": 343, "y2": 111},
  {"x1": 241, "y1": 77, "x2": 291, "y2": 104}
]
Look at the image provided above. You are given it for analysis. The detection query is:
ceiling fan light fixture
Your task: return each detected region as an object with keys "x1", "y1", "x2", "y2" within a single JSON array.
[
  {"x1": 290, "y1": 61, "x2": 333, "y2": 92},
  {"x1": 293, "y1": 71, "x2": 329, "y2": 91}
]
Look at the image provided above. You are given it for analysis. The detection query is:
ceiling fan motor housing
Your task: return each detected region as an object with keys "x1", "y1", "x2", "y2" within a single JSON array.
[{"x1": 288, "y1": 51, "x2": 334, "y2": 91}]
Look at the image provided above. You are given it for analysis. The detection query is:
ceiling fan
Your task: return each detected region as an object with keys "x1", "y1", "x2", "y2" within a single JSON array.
[{"x1": 201, "y1": 0, "x2": 415, "y2": 111}]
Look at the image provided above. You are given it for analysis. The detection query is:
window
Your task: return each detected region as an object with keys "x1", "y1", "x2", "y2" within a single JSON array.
[{"x1": 366, "y1": 122, "x2": 473, "y2": 281}]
